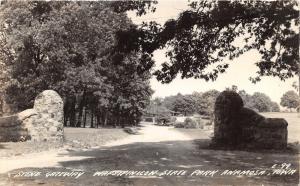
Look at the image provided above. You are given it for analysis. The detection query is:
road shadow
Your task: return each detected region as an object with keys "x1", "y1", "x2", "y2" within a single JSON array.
[
  {"x1": 3, "y1": 139, "x2": 299, "y2": 186},
  {"x1": 1, "y1": 113, "x2": 299, "y2": 186},
  {"x1": 0, "y1": 143, "x2": 7, "y2": 149}
]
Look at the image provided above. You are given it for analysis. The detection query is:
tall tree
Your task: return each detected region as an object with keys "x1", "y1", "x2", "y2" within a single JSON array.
[
  {"x1": 162, "y1": 93, "x2": 196, "y2": 116},
  {"x1": 280, "y1": 90, "x2": 300, "y2": 110},
  {"x1": 0, "y1": 1, "x2": 130, "y2": 109},
  {"x1": 0, "y1": 1, "x2": 153, "y2": 127},
  {"x1": 197, "y1": 90, "x2": 220, "y2": 116},
  {"x1": 239, "y1": 90, "x2": 280, "y2": 112},
  {"x1": 250, "y1": 92, "x2": 274, "y2": 112}
]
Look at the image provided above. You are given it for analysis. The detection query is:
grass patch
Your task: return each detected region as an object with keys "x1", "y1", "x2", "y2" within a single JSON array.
[
  {"x1": 0, "y1": 141, "x2": 63, "y2": 157},
  {"x1": 64, "y1": 127, "x2": 130, "y2": 148},
  {"x1": 0, "y1": 127, "x2": 131, "y2": 157}
]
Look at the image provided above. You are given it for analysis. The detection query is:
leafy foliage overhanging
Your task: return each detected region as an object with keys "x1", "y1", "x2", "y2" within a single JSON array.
[{"x1": 115, "y1": 1, "x2": 299, "y2": 83}]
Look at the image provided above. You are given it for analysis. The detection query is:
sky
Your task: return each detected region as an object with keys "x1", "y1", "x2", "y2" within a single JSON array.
[{"x1": 127, "y1": 0, "x2": 298, "y2": 104}]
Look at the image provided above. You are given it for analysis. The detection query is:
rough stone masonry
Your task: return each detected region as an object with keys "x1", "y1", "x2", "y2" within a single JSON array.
[
  {"x1": 0, "y1": 90, "x2": 64, "y2": 142},
  {"x1": 213, "y1": 90, "x2": 288, "y2": 149}
]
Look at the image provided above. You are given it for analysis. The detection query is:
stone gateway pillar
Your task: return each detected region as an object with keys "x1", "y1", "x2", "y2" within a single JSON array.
[
  {"x1": 213, "y1": 91, "x2": 244, "y2": 146},
  {"x1": 213, "y1": 90, "x2": 288, "y2": 149},
  {"x1": 34, "y1": 90, "x2": 64, "y2": 125},
  {"x1": 17, "y1": 90, "x2": 64, "y2": 142},
  {"x1": 32, "y1": 90, "x2": 64, "y2": 141},
  {"x1": 0, "y1": 90, "x2": 64, "y2": 142}
]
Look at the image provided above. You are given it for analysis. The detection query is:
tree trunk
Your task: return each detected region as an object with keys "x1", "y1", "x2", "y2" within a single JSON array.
[
  {"x1": 90, "y1": 108, "x2": 94, "y2": 128},
  {"x1": 76, "y1": 91, "x2": 86, "y2": 127},
  {"x1": 95, "y1": 114, "x2": 98, "y2": 128},
  {"x1": 113, "y1": 117, "x2": 117, "y2": 128},
  {"x1": 83, "y1": 107, "x2": 87, "y2": 128},
  {"x1": 121, "y1": 116, "x2": 125, "y2": 128},
  {"x1": 96, "y1": 113, "x2": 101, "y2": 128},
  {"x1": 69, "y1": 96, "x2": 76, "y2": 127},
  {"x1": 117, "y1": 115, "x2": 120, "y2": 127},
  {"x1": 63, "y1": 98, "x2": 69, "y2": 127},
  {"x1": 104, "y1": 111, "x2": 108, "y2": 126},
  {"x1": 298, "y1": 65, "x2": 300, "y2": 97}
]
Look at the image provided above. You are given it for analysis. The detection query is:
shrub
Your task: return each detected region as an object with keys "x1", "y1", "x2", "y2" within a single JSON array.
[
  {"x1": 201, "y1": 115, "x2": 211, "y2": 120},
  {"x1": 184, "y1": 117, "x2": 203, "y2": 129},
  {"x1": 174, "y1": 117, "x2": 204, "y2": 128},
  {"x1": 205, "y1": 121, "x2": 212, "y2": 126},
  {"x1": 174, "y1": 122, "x2": 185, "y2": 128},
  {"x1": 156, "y1": 114, "x2": 172, "y2": 125},
  {"x1": 145, "y1": 117, "x2": 154, "y2": 122},
  {"x1": 168, "y1": 116, "x2": 177, "y2": 125},
  {"x1": 271, "y1": 102, "x2": 280, "y2": 112}
]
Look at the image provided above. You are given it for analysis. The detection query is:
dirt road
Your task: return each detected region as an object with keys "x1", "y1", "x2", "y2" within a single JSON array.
[
  {"x1": 0, "y1": 124, "x2": 299, "y2": 186},
  {"x1": 0, "y1": 124, "x2": 193, "y2": 174}
]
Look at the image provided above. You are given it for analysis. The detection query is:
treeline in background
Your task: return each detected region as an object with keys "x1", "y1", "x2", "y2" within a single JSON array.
[{"x1": 145, "y1": 86, "x2": 282, "y2": 122}]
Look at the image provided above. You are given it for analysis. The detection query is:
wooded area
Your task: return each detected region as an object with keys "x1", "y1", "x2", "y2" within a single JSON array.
[{"x1": 0, "y1": 1, "x2": 153, "y2": 127}]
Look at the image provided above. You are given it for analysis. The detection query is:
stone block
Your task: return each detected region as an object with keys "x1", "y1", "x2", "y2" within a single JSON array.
[{"x1": 0, "y1": 115, "x2": 20, "y2": 127}]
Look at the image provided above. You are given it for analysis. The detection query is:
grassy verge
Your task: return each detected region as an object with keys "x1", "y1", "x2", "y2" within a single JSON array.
[
  {"x1": 0, "y1": 127, "x2": 130, "y2": 157},
  {"x1": 64, "y1": 127, "x2": 130, "y2": 149},
  {"x1": 170, "y1": 127, "x2": 213, "y2": 139},
  {"x1": 0, "y1": 141, "x2": 63, "y2": 157}
]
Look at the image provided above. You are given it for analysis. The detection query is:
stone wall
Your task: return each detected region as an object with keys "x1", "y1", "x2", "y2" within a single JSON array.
[
  {"x1": 213, "y1": 91, "x2": 288, "y2": 149},
  {"x1": 0, "y1": 95, "x2": 16, "y2": 116},
  {"x1": 0, "y1": 115, "x2": 29, "y2": 142},
  {"x1": 244, "y1": 118, "x2": 288, "y2": 149},
  {"x1": 0, "y1": 90, "x2": 63, "y2": 142}
]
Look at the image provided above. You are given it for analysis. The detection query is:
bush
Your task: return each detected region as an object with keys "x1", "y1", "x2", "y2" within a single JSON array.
[
  {"x1": 156, "y1": 114, "x2": 172, "y2": 125},
  {"x1": 174, "y1": 117, "x2": 204, "y2": 128},
  {"x1": 271, "y1": 102, "x2": 280, "y2": 112},
  {"x1": 168, "y1": 117, "x2": 177, "y2": 125},
  {"x1": 184, "y1": 117, "x2": 203, "y2": 129},
  {"x1": 201, "y1": 115, "x2": 211, "y2": 120},
  {"x1": 205, "y1": 121, "x2": 213, "y2": 126},
  {"x1": 174, "y1": 122, "x2": 185, "y2": 128},
  {"x1": 145, "y1": 117, "x2": 154, "y2": 122}
]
